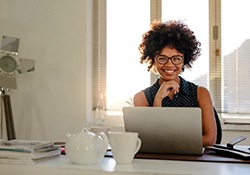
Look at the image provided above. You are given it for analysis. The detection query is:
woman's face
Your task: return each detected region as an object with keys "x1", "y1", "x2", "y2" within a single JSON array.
[{"x1": 154, "y1": 46, "x2": 184, "y2": 81}]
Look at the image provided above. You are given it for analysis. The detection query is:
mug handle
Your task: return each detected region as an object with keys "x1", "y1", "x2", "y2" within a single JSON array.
[
  {"x1": 99, "y1": 132, "x2": 109, "y2": 153},
  {"x1": 134, "y1": 138, "x2": 142, "y2": 154}
]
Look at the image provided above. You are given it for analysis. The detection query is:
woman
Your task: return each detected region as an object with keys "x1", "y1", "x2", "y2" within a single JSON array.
[{"x1": 133, "y1": 20, "x2": 217, "y2": 146}]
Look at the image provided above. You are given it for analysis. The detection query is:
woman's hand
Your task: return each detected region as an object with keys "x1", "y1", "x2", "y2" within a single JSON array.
[{"x1": 154, "y1": 80, "x2": 180, "y2": 106}]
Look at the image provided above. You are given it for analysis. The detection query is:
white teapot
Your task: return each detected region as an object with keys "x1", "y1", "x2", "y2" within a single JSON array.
[{"x1": 65, "y1": 128, "x2": 109, "y2": 164}]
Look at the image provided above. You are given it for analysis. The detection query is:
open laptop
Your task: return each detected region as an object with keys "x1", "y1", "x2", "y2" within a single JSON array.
[{"x1": 123, "y1": 107, "x2": 204, "y2": 155}]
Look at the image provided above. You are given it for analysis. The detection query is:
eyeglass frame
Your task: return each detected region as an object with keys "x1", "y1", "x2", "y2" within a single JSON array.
[{"x1": 155, "y1": 55, "x2": 184, "y2": 65}]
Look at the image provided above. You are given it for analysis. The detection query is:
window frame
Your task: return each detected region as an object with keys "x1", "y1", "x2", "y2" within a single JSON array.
[{"x1": 92, "y1": 0, "x2": 250, "y2": 126}]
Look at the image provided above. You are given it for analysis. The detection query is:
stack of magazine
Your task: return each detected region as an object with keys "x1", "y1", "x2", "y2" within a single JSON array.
[{"x1": 0, "y1": 140, "x2": 61, "y2": 165}]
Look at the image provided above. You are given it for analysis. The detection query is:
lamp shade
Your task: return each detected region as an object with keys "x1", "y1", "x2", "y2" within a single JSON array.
[{"x1": 0, "y1": 54, "x2": 18, "y2": 74}]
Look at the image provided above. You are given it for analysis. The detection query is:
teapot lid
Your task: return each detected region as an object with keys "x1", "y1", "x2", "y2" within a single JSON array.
[{"x1": 81, "y1": 128, "x2": 95, "y2": 136}]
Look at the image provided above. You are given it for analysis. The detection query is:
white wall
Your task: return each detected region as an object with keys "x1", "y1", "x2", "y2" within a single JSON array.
[{"x1": 0, "y1": 0, "x2": 92, "y2": 142}]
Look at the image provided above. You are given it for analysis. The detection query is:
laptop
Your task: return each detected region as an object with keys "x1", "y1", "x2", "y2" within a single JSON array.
[{"x1": 123, "y1": 107, "x2": 204, "y2": 155}]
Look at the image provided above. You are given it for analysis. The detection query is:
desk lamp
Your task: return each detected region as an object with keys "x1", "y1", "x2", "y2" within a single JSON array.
[{"x1": 0, "y1": 35, "x2": 35, "y2": 140}]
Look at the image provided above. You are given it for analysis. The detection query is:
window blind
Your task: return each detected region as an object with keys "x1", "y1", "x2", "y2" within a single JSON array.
[
  {"x1": 209, "y1": 0, "x2": 222, "y2": 112},
  {"x1": 221, "y1": 0, "x2": 250, "y2": 114},
  {"x1": 150, "y1": 0, "x2": 162, "y2": 85},
  {"x1": 92, "y1": 0, "x2": 107, "y2": 110}
]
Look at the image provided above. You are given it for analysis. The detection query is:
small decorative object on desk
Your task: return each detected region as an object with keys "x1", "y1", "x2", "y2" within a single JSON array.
[
  {"x1": 94, "y1": 91, "x2": 107, "y2": 126},
  {"x1": 206, "y1": 136, "x2": 250, "y2": 159},
  {"x1": 0, "y1": 140, "x2": 61, "y2": 165}
]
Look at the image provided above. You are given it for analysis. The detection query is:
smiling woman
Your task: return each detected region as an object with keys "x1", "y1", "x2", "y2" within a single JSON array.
[{"x1": 133, "y1": 20, "x2": 217, "y2": 146}]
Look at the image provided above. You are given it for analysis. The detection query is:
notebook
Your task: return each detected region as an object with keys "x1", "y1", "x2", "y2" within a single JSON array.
[{"x1": 123, "y1": 107, "x2": 204, "y2": 155}]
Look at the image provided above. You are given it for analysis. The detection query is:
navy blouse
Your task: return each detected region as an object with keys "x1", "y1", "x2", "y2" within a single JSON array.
[{"x1": 143, "y1": 76, "x2": 199, "y2": 107}]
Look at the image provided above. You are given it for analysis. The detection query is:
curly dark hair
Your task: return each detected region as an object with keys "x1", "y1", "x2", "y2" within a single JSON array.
[{"x1": 138, "y1": 20, "x2": 201, "y2": 72}]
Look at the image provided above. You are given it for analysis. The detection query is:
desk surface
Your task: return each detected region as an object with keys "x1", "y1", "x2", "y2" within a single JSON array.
[{"x1": 1, "y1": 155, "x2": 250, "y2": 175}]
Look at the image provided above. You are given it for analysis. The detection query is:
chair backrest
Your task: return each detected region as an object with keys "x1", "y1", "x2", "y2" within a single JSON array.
[{"x1": 213, "y1": 107, "x2": 222, "y2": 144}]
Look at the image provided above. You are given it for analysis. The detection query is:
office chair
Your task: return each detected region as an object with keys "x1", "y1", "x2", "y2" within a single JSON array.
[{"x1": 213, "y1": 107, "x2": 222, "y2": 144}]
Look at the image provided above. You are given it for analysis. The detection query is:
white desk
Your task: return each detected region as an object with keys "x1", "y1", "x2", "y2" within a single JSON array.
[{"x1": 1, "y1": 155, "x2": 250, "y2": 175}]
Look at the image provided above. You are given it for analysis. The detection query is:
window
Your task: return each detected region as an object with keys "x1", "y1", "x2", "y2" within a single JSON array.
[
  {"x1": 221, "y1": 0, "x2": 250, "y2": 114},
  {"x1": 220, "y1": 0, "x2": 250, "y2": 123},
  {"x1": 106, "y1": 0, "x2": 150, "y2": 111},
  {"x1": 93, "y1": 0, "x2": 250, "y2": 124}
]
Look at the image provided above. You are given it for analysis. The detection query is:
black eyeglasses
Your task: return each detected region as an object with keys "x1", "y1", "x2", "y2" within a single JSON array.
[{"x1": 155, "y1": 55, "x2": 184, "y2": 65}]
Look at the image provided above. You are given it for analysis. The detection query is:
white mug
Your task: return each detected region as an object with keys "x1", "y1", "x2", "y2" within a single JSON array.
[{"x1": 108, "y1": 131, "x2": 141, "y2": 164}]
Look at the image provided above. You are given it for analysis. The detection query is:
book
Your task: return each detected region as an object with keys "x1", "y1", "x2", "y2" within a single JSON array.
[
  {"x1": 0, "y1": 140, "x2": 61, "y2": 165},
  {"x1": 0, "y1": 146, "x2": 61, "y2": 159},
  {"x1": 0, "y1": 154, "x2": 60, "y2": 165},
  {"x1": 0, "y1": 140, "x2": 54, "y2": 152}
]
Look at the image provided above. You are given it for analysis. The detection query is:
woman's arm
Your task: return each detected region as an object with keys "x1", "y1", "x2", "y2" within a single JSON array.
[
  {"x1": 197, "y1": 86, "x2": 217, "y2": 146},
  {"x1": 133, "y1": 91, "x2": 149, "y2": 106}
]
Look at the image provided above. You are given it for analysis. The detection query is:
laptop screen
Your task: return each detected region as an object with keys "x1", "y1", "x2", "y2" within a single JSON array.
[{"x1": 123, "y1": 107, "x2": 203, "y2": 155}]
